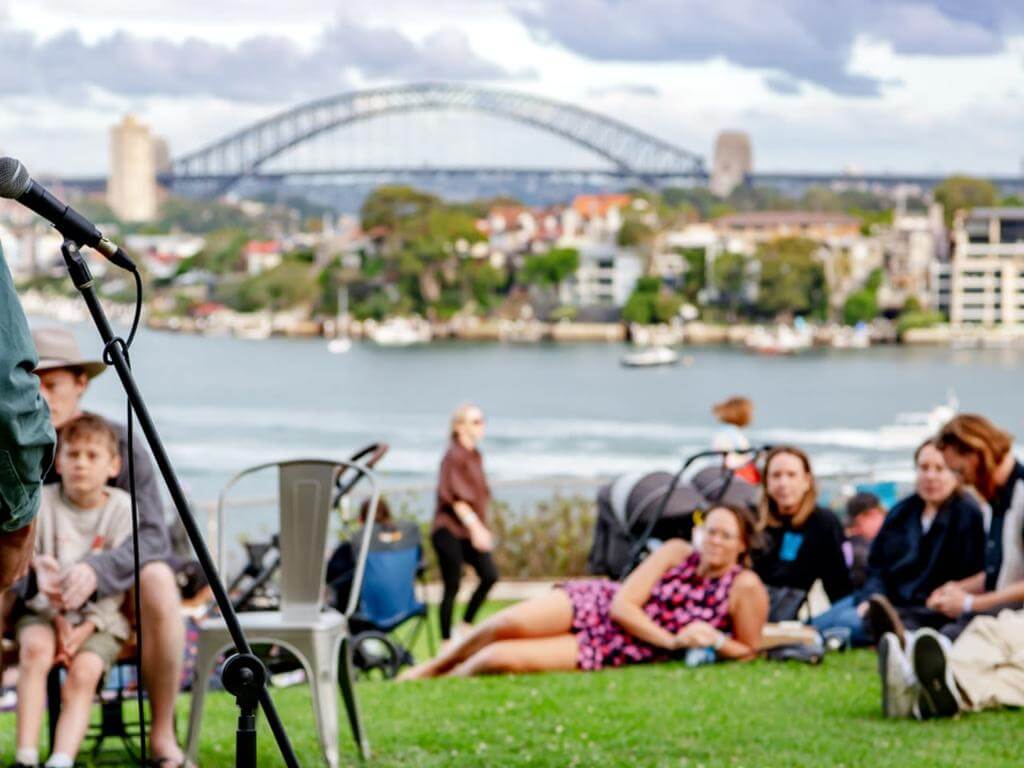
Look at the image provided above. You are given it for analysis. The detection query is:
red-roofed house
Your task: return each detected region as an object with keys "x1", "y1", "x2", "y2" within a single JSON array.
[{"x1": 243, "y1": 240, "x2": 283, "y2": 275}]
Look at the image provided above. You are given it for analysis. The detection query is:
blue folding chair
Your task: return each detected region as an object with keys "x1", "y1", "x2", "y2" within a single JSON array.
[{"x1": 327, "y1": 520, "x2": 436, "y2": 679}]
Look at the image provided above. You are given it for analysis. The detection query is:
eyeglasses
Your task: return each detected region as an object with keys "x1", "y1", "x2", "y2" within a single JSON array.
[{"x1": 703, "y1": 526, "x2": 739, "y2": 542}]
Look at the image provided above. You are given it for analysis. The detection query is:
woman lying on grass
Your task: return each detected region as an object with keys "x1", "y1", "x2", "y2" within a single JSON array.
[{"x1": 401, "y1": 504, "x2": 768, "y2": 678}]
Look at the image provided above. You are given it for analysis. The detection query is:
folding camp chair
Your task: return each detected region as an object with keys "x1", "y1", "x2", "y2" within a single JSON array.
[{"x1": 328, "y1": 519, "x2": 435, "y2": 679}]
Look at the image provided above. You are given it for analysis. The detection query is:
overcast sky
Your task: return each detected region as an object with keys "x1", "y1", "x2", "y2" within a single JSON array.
[{"x1": 2, "y1": 0, "x2": 1023, "y2": 177}]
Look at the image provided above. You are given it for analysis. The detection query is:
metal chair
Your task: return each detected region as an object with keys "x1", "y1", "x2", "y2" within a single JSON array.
[{"x1": 185, "y1": 459, "x2": 381, "y2": 767}]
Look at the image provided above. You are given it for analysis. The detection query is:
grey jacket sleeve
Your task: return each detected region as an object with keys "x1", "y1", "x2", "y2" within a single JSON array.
[
  {"x1": 85, "y1": 424, "x2": 172, "y2": 597},
  {"x1": 0, "y1": 243, "x2": 56, "y2": 532}
]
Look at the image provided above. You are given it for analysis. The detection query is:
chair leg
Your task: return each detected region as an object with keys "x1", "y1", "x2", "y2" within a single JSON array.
[
  {"x1": 338, "y1": 636, "x2": 370, "y2": 760},
  {"x1": 185, "y1": 636, "x2": 226, "y2": 765},
  {"x1": 311, "y1": 631, "x2": 346, "y2": 768},
  {"x1": 46, "y1": 667, "x2": 62, "y2": 758}
]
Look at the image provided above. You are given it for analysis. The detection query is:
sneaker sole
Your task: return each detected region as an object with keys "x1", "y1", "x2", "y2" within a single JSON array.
[
  {"x1": 867, "y1": 596, "x2": 905, "y2": 647},
  {"x1": 877, "y1": 636, "x2": 892, "y2": 717},
  {"x1": 914, "y1": 634, "x2": 959, "y2": 718}
]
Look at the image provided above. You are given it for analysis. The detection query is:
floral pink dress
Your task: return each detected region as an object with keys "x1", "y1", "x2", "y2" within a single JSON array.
[{"x1": 559, "y1": 552, "x2": 740, "y2": 671}]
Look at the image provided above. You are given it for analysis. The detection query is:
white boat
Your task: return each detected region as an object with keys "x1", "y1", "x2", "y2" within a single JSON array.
[
  {"x1": 831, "y1": 324, "x2": 871, "y2": 349},
  {"x1": 879, "y1": 392, "x2": 959, "y2": 445},
  {"x1": 327, "y1": 286, "x2": 352, "y2": 354},
  {"x1": 621, "y1": 345, "x2": 679, "y2": 368},
  {"x1": 368, "y1": 317, "x2": 432, "y2": 346},
  {"x1": 327, "y1": 337, "x2": 352, "y2": 354},
  {"x1": 745, "y1": 324, "x2": 813, "y2": 355}
]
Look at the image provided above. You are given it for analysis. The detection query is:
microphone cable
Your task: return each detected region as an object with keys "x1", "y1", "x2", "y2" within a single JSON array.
[{"x1": 100, "y1": 264, "x2": 147, "y2": 765}]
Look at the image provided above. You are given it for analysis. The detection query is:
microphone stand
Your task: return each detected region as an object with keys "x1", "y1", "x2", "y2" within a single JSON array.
[{"x1": 60, "y1": 240, "x2": 300, "y2": 768}]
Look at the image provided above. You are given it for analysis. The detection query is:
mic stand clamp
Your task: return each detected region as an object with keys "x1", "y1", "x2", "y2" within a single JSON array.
[
  {"x1": 222, "y1": 653, "x2": 266, "y2": 768},
  {"x1": 59, "y1": 241, "x2": 300, "y2": 768}
]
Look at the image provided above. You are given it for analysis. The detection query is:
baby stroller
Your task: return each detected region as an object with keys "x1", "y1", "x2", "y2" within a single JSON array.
[
  {"x1": 326, "y1": 514, "x2": 435, "y2": 680},
  {"x1": 588, "y1": 447, "x2": 763, "y2": 580}
]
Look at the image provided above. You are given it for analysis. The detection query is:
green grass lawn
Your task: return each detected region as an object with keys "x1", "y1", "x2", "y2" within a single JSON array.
[
  {"x1": 2, "y1": 603, "x2": 1019, "y2": 766},
  {"x1": 174, "y1": 650, "x2": 1017, "y2": 767}
]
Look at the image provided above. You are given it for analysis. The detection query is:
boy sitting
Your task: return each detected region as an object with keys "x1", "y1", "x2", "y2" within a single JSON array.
[{"x1": 12, "y1": 414, "x2": 133, "y2": 768}]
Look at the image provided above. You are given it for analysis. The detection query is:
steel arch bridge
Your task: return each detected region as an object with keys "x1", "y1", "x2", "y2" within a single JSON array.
[{"x1": 167, "y1": 83, "x2": 706, "y2": 194}]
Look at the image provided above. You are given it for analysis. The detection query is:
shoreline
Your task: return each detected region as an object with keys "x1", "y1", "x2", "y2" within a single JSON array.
[{"x1": 19, "y1": 288, "x2": 1024, "y2": 349}]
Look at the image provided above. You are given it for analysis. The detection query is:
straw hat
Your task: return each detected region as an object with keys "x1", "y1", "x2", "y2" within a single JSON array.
[{"x1": 31, "y1": 326, "x2": 106, "y2": 379}]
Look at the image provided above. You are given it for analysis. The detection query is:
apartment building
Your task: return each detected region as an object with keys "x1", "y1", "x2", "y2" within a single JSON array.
[{"x1": 948, "y1": 208, "x2": 1024, "y2": 327}]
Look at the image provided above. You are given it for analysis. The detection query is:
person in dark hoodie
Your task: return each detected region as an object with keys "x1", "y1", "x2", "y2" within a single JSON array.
[{"x1": 812, "y1": 439, "x2": 985, "y2": 646}]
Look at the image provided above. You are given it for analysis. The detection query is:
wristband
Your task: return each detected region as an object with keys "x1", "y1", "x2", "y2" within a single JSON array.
[
  {"x1": 712, "y1": 631, "x2": 727, "y2": 651},
  {"x1": 963, "y1": 595, "x2": 974, "y2": 615}
]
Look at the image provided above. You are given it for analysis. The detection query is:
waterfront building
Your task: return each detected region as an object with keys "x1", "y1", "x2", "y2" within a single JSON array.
[
  {"x1": 710, "y1": 131, "x2": 753, "y2": 198},
  {"x1": 124, "y1": 234, "x2": 206, "y2": 280},
  {"x1": 713, "y1": 211, "x2": 861, "y2": 242},
  {"x1": 557, "y1": 194, "x2": 641, "y2": 310},
  {"x1": 947, "y1": 207, "x2": 1024, "y2": 327},
  {"x1": 560, "y1": 242, "x2": 643, "y2": 309},
  {"x1": 242, "y1": 240, "x2": 284, "y2": 275},
  {"x1": 108, "y1": 115, "x2": 160, "y2": 222},
  {"x1": 877, "y1": 205, "x2": 945, "y2": 311}
]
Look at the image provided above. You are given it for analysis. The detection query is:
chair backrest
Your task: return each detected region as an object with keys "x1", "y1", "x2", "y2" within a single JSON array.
[
  {"x1": 217, "y1": 458, "x2": 381, "y2": 623},
  {"x1": 278, "y1": 461, "x2": 339, "y2": 620},
  {"x1": 355, "y1": 521, "x2": 423, "y2": 629}
]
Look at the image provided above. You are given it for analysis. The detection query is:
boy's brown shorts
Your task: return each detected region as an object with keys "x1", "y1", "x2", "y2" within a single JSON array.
[{"x1": 15, "y1": 613, "x2": 124, "y2": 672}]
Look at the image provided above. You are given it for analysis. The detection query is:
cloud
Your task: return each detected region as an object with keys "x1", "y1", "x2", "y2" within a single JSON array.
[
  {"x1": 0, "y1": 18, "x2": 524, "y2": 104},
  {"x1": 514, "y1": 0, "x2": 1024, "y2": 97},
  {"x1": 587, "y1": 83, "x2": 661, "y2": 98}
]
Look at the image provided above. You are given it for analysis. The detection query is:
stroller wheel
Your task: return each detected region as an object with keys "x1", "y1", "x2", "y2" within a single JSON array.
[{"x1": 349, "y1": 631, "x2": 402, "y2": 680}]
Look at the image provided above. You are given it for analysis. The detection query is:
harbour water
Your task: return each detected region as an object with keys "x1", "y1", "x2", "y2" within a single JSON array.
[{"x1": 58, "y1": 322, "x2": 1024, "y2": 507}]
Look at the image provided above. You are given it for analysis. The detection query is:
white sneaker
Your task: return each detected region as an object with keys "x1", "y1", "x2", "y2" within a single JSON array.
[{"x1": 878, "y1": 632, "x2": 917, "y2": 718}]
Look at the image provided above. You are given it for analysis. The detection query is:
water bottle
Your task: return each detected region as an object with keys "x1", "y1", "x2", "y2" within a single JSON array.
[{"x1": 684, "y1": 647, "x2": 716, "y2": 667}]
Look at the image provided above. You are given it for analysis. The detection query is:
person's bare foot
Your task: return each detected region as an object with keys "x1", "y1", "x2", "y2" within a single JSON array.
[
  {"x1": 397, "y1": 660, "x2": 438, "y2": 681},
  {"x1": 150, "y1": 734, "x2": 192, "y2": 768}
]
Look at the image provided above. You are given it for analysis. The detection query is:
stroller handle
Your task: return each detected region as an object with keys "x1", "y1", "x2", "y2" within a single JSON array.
[
  {"x1": 621, "y1": 445, "x2": 770, "y2": 579},
  {"x1": 334, "y1": 442, "x2": 389, "y2": 503}
]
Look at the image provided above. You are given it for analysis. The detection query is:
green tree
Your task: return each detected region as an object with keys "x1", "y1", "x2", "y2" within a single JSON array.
[
  {"x1": 178, "y1": 228, "x2": 250, "y2": 275},
  {"x1": 678, "y1": 248, "x2": 706, "y2": 303},
  {"x1": 521, "y1": 248, "x2": 580, "y2": 288},
  {"x1": 934, "y1": 176, "x2": 998, "y2": 225},
  {"x1": 842, "y1": 290, "x2": 878, "y2": 325},
  {"x1": 755, "y1": 238, "x2": 828, "y2": 319},
  {"x1": 621, "y1": 276, "x2": 681, "y2": 324},
  {"x1": 616, "y1": 218, "x2": 654, "y2": 248},
  {"x1": 711, "y1": 251, "x2": 749, "y2": 317},
  {"x1": 223, "y1": 257, "x2": 318, "y2": 313}
]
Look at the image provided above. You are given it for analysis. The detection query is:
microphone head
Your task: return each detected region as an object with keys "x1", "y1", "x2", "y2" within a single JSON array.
[{"x1": 0, "y1": 157, "x2": 32, "y2": 199}]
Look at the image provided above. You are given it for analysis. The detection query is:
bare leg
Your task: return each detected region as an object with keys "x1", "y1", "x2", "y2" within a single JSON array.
[
  {"x1": 15, "y1": 623, "x2": 55, "y2": 753},
  {"x1": 401, "y1": 589, "x2": 574, "y2": 680},
  {"x1": 52, "y1": 650, "x2": 104, "y2": 759},
  {"x1": 451, "y1": 635, "x2": 579, "y2": 677},
  {"x1": 138, "y1": 562, "x2": 186, "y2": 763}
]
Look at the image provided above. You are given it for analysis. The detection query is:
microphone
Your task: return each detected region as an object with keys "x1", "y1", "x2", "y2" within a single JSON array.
[{"x1": 0, "y1": 156, "x2": 136, "y2": 272}]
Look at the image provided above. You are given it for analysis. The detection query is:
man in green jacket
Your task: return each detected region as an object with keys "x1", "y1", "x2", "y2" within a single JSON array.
[{"x1": 0, "y1": 242, "x2": 55, "y2": 588}]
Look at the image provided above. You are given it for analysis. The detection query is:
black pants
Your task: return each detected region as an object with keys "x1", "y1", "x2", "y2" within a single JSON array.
[{"x1": 431, "y1": 527, "x2": 499, "y2": 640}]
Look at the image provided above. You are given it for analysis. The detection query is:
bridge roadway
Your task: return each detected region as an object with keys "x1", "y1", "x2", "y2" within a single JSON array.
[{"x1": 57, "y1": 167, "x2": 1024, "y2": 195}]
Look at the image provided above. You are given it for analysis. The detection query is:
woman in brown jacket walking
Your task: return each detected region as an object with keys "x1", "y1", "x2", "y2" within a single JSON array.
[{"x1": 432, "y1": 404, "x2": 499, "y2": 641}]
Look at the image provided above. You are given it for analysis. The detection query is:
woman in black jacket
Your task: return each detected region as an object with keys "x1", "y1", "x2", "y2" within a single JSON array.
[
  {"x1": 753, "y1": 446, "x2": 852, "y2": 610},
  {"x1": 811, "y1": 440, "x2": 985, "y2": 646}
]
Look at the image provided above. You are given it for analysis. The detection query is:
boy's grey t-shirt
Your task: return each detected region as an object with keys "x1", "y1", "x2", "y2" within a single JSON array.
[{"x1": 27, "y1": 484, "x2": 133, "y2": 640}]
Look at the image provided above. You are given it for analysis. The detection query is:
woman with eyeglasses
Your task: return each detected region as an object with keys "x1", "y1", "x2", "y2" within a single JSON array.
[
  {"x1": 401, "y1": 504, "x2": 768, "y2": 679},
  {"x1": 432, "y1": 403, "x2": 499, "y2": 642}
]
